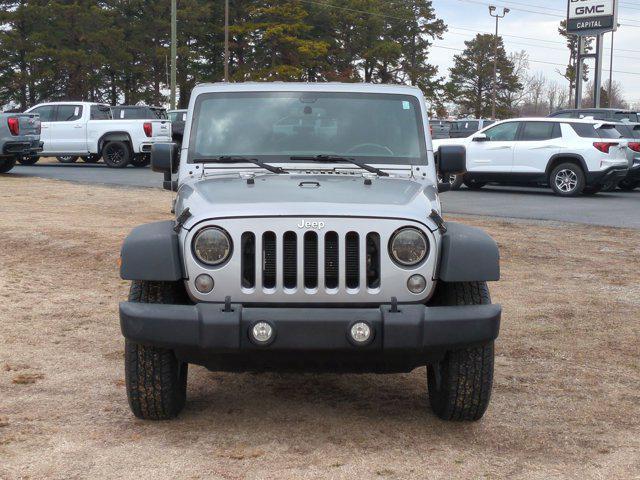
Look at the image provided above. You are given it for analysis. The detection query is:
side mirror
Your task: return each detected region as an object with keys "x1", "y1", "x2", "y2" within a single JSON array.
[
  {"x1": 151, "y1": 142, "x2": 179, "y2": 191},
  {"x1": 151, "y1": 142, "x2": 178, "y2": 174},
  {"x1": 438, "y1": 145, "x2": 466, "y2": 176},
  {"x1": 472, "y1": 133, "x2": 488, "y2": 142}
]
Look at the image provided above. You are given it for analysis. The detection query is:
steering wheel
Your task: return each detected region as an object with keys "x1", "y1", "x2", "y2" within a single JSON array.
[{"x1": 346, "y1": 143, "x2": 394, "y2": 155}]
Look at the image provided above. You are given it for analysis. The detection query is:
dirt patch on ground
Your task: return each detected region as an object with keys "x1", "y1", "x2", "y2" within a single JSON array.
[{"x1": 0, "y1": 176, "x2": 638, "y2": 479}]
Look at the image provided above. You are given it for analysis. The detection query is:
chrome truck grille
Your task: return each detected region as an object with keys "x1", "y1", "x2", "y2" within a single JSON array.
[{"x1": 183, "y1": 217, "x2": 439, "y2": 304}]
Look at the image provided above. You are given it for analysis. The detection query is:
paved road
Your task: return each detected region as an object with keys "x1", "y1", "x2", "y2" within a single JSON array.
[{"x1": 11, "y1": 163, "x2": 640, "y2": 229}]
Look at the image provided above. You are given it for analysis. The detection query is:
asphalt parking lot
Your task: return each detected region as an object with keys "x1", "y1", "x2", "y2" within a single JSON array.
[{"x1": 12, "y1": 162, "x2": 640, "y2": 229}]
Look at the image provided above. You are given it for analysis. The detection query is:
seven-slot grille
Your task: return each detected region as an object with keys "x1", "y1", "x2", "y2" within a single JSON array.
[{"x1": 240, "y1": 230, "x2": 381, "y2": 293}]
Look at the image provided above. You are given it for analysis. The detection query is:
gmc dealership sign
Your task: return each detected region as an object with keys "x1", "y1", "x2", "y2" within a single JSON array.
[{"x1": 567, "y1": 0, "x2": 618, "y2": 35}]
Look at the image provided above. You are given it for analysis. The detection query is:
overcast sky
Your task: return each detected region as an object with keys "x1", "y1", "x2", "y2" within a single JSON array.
[{"x1": 430, "y1": 0, "x2": 640, "y2": 106}]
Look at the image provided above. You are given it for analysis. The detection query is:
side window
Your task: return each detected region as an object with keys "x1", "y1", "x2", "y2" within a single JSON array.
[
  {"x1": 597, "y1": 126, "x2": 623, "y2": 139},
  {"x1": 90, "y1": 105, "x2": 111, "y2": 120},
  {"x1": 483, "y1": 122, "x2": 519, "y2": 141},
  {"x1": 570, "y1": 123, "x2": 599, "y2": 138},
  {"x1": 30, "y1": 105, "x2": 55, "y2": 122},
  {"x1": 55, "y1": 105, "x2": 82, "y2": 122},
  {"x1": 520, "y1": 122, "x2": 560, "y2": 141},
  {"x1": 551, "y1": 112, "x2": 573, "y2": 118},
  {"x1": 466, "y1": 121, "x2": 479, "y2": 131}
]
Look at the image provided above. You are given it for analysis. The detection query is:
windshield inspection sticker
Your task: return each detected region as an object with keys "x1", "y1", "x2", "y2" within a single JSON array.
[{"x1": 402, "y1": 101, "x2": 411, "y2": 110}]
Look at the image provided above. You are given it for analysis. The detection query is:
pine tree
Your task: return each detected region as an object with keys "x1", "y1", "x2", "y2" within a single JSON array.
[{"x1": 447, "y1": 33, "x2": 521, "y2": 118}]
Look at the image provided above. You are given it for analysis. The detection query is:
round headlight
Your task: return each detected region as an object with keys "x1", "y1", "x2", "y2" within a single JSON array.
[
  {"x1": 193, "y1": 227, "x2": 232, "y2": 265},
  {"x1": 389, "y1": 228, "x2": 428, "y2": 266}
]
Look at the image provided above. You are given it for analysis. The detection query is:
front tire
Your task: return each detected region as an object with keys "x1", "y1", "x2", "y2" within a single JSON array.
[
  {"x1": 427, "y1": 281, "x2": 495, "y2": 421},
  {"x1": 0, "y1": 157, "x2": 16, "y2": 173},
  {"x1": 124, "y1": 281, "x2": 188, "y2": 420},
  {"x1": 102, "y1": 141, "x2": 131, "y2": 168},
  {"x1": 549, "y1": 162, "x2": 585, "y2": 196}
]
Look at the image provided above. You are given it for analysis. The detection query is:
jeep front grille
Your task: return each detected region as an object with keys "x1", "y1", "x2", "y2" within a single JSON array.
[
  {"x1": 184, "y1": 217, "x2": 438, "y2": 304},
  {"x1": 240, "y1": 230, "x2": 380, "y2": 293}
]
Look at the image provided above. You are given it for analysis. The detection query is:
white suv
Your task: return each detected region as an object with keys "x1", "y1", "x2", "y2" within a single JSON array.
[{"x1": 434, "y1": 118, "x2": 629, "y2": 196}]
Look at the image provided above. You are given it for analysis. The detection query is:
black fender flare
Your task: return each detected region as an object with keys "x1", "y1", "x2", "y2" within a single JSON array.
[
  {"x1": 120, "y1": 221, "x2": 183, "y2": 281},
  {"x1": 438, "y1": 223, "x2": 500, "y2": 282},
  {"x1": 98, "y1": 131, "x2": 133, "y2": 156},
  {"x1": 545, "y1": 153, "x2": 588, "y2": 178}
]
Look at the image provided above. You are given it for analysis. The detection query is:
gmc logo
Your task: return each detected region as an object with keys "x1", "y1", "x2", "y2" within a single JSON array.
[{"x1": 576, "y1": 5, "x2": 605, "y2": 14}]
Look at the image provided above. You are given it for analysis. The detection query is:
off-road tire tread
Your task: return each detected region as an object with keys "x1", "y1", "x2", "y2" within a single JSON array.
[
  {"x1": 124, "y1": 280, "x2": 188, "y2": 420},
  {"x1": 428, "y1": 281, "x2": 494, "y2": 421}
]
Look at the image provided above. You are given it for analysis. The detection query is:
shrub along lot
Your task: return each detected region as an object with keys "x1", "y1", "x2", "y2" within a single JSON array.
[{"x1": 0, "y1": 176, "x2": 638, "y2": 479}]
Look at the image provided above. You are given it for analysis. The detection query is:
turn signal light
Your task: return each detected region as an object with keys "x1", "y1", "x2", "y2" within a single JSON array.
[
  {"x1": 629, "y1": 142, "x2": 640, "y2": 153},
  {"x1": 143, "y1": 122, "x2": 152, "y2": 137},
  {"x1": 593, "y1": 142, "x2": 617, "y2": 153},
  {"x1": 7, "y1": 117, "x2": 19, "y2": 136}
]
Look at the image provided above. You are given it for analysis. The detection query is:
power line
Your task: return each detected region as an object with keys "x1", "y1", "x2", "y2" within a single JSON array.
[{"x1": 298, "y1": 0, "x2": 640, "y2": 76}]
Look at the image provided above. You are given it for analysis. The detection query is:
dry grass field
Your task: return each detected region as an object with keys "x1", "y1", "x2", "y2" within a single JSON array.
[{"x1": 0, "y1": 175, "x2": 639, "y2": 479}]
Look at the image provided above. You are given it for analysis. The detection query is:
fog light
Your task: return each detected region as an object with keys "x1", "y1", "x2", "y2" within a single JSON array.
[
  {"x1": 251, "y1": 322, "x2": 273, "y2": 344},
  {"x1": 407, "y1": 274, "x2": 426, "y2": 294},
  {"x1": 350, "y1": 322, "x2": 372, "y2": 344},
  {"x1": 194, "y1": 274, "x2": 214, "y2": 293}
]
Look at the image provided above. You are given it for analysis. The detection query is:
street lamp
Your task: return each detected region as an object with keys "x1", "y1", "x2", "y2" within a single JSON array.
[{"x1": 489, "y1": 5, "x2": 509, "y2": 119}]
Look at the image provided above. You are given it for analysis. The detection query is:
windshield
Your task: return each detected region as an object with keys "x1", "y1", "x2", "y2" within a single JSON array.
[{"x1": 189, "y1": 92, "x2": 427, "y2": 165}]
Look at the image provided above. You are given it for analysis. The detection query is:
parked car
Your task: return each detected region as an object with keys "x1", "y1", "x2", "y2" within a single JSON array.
[
  {"x1": 549, "y1": 108, "x2": 639, "y2": 123},
  {"x1": 605, "y1": 122, "x2": 640, "y2": 191},
  {"x1": 119, "y1": 82, "x2": 502, "y2": 422},
  {"x1": 168, "y1": 109, "x2": 187, "y2": 145},
  {"x1": 23, "y1": 102, "x2": 172, "y2": 167},
  {"x1": 433, "y1": 118, "x2": 629, "y2": 196},
  {"x1": 111, "y1": 105, "x2": 168, "y2": 120},
  {"x1": 448, "y1": 118, "x2": 495, "y2": 138},
  {"x1": 0, "y1": 112, "x2": 42, "y2": 173},
  {"x1": 428, "y1": 119, "x2": 451, "y2": 139}
]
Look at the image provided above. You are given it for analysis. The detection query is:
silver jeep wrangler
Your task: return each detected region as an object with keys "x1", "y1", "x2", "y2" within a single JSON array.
[{"x1": 119, "y1": 83, "x2": 501, "y2": 421}]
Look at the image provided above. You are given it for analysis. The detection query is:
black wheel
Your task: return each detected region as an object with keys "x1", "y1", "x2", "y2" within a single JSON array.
[
  {"x1": 102, "y1": 141, "x2": 131, "y2": 168},
  {"x1": 18, "y1": 155, "x2": 39, "y2": 165},
  {"x1": 463, "y1": 177, "x2": 486, "y2": 190},
  {"x1": 437, "y1": 173, "x2": 464, "y2": 191},
  {"x1": 0, "y1": 157, "x2": 16, "y2": 173},
  {"x1": 427, "y1": 281, "x2": 495, "y2": 421},
  {"x1": 618, "y1": 179, "x2": 639, "y2": 191},
  {"x1": 81, "y1": 154, "x2": 100, "y2": 164},
  {"x1": 56, "y1": 155, "x2": 79, "y2": 163},
  {"x1": 549, "y1": 162, "x2": 585, "y2": 196},
  {"x1": 130, "y1": 153, "x2": 150, "y2": 167},
  {"x1": 125, "y1": 280, "x2": 189, "y2": 420}
]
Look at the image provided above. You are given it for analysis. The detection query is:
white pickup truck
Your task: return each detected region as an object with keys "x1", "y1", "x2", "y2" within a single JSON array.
[{"x1": 22, "y1": 102, "x2": 172, "y2": 168}]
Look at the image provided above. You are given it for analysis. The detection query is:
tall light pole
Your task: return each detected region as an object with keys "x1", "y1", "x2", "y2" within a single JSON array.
[
  {"x1": 170, "y1": 0, "x2": 177, "y2": 109},
  {"x1": 224, "y1": 0, "x2": 229, "y2": 82},
  {"x1": 608, "y1": 30, "x2": 614, "y2": 107},
  {"x1": 489, "y1": 6, "x2": 509, "y2": 119}
]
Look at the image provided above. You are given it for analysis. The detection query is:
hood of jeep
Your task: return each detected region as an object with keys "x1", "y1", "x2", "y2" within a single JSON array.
[{"x1": 175, "y1": 174, "x2": 439, "y2": 231}]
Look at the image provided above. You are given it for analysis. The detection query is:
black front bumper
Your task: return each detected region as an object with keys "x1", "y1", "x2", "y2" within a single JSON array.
[
  {"x1": 587, "y1": 166, "x2": 629, "y2": 186},
  {"x1": 120, "y1": 302, "x2": 501, "y2": 371},
  {"x1": 2, "y1": 140, "x2": 43, "y2": 156}
]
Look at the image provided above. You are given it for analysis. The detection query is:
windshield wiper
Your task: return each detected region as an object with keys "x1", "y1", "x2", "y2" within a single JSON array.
[
  {"x1": 289, "y1": 155, "x2": 389, "y2": 177},
  {"x1": 192, "y1": 156, "x2": 288, "y2": 174}
]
